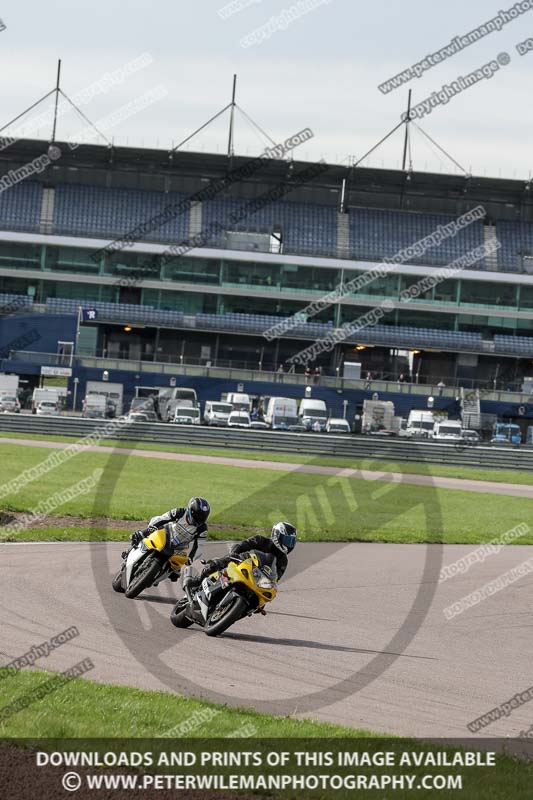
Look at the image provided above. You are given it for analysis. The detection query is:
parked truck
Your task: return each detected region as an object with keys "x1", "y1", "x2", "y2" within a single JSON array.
[
  {"x1": 158, "y1": 387, "x2": 198, "y2": 422},
  {"x1": 298, "y1": 398, "x2": 328, "y2": 431},
  {"x1": 204, "y1": 401, "x2": 233, "y2": 426},
  {"x1": 226, "y1": 392, "x2": 252, "y2": 413},
  {"x1": 432, "y1": 419, "x2": 463, "y2": 441},
  {"x1": 491, "y1": 422, "x2": 521, "y2": 446},
  {"x1": 0, "y1": 375, "x2": 21, "y2": 413},
  {"x1": 32, "y1": 388, "x2": 61, "y2": 415},
  {"x1": 82, "y1": 394, "x2": 107, "y2": 419},
  {"x1": 361, "y1": 399, "x2": 396, "y2": 434},
  {"x1": 265, "y1": 397, "x2": 300, "y2": 430},
  {"x1": 86, "y1": 380, "x2": 123, "y2": 417},
  {"x1": 405, "y1": 410, "x2": 435, "y2": 439}
]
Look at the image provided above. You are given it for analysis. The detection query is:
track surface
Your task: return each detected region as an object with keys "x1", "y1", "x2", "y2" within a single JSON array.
[
  {"x1": 3, "y1": 437, "x2": 532, "y2": 497},
  {"x1": 2, "y1": 541, "x2": 532, "y2": 738}
]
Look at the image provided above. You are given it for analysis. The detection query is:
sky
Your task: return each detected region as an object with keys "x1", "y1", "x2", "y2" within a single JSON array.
[{"x1": 1, "y1": 0, "x2": 532, "y2": 179}]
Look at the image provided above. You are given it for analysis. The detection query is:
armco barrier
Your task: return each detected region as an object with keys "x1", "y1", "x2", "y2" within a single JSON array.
[{"x1": 0, "y1": 414, "x2": 531, "y2": 471}]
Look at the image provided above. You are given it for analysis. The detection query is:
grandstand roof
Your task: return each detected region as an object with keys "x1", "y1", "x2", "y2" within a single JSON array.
[{"x1": 1, "y1": 138, "x2": 532, "y2": 222}]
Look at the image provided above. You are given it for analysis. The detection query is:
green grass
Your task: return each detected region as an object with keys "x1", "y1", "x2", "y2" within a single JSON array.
[
  {"x1": 0, "y1": 669, "x2": 378, "y2": 738},
  {"x1": 1, "y1": 440, "x2": 533, "y2": 544},
  {"x1": 0, "y1": 429, "x2": 531, "y2": 485}
]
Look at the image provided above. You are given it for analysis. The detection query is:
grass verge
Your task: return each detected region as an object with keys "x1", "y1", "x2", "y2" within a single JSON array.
[
  {"x1": 1, "y1": 441, "x2": 532, "y2": 544},
  {"x1": 0, "y1": 429, "x2": 531, "y2": 485},
  {"x1": 0, "y1": 669, "x2": 378, "y2": 738}
]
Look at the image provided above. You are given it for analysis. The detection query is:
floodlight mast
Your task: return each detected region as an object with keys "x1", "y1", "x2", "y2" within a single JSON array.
[
  {"x1": 401, "y1": 89, "x2": 412, "y2": 172},
  {"x1": 51, "y1": 59, "x2": 62, "y2": 142},
  {"x1": 227, "y1": 73, "x2": 237, "y2": 157}
]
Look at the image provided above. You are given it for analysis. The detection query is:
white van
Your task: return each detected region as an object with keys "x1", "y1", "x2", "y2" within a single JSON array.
[
  {"x1": 226, "y1": 393, "x2": 251, "y2": 413},
  {"x1": 326, "y1": 418, "x2": 351, "y2": 434},
  {"x1": 264, "y1": 397, "x2": 299, "y2": 430},
  {"x1": 299, "y1": 398, "x2": 328, "y2": 431},
  {"x1": 405, "y1": 410, "x2": 435, "y2": 438},
  {"x1": 159, "y1": 387, "x2": 198, "y2": 422},
  {"x1": 204, "y1": 401, "x2": 233, "y2": 426},
  {"x1": 227, "y1": 411, "x2": 251, "y2": 428},
  {"x1": 173, "y1": 406, "x2": 201, "y2": 425},
  {"x1": 432, "y1": 420, "x2": 462, "y2": 441}
]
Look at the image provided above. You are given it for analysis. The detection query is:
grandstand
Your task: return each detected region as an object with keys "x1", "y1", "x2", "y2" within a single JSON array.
[{"x1": 1, "y1": 137, "x2": 533, "y2": 397}]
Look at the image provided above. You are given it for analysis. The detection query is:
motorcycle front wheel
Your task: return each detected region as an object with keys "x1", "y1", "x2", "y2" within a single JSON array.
[
  {"x1": 125, "y1": 553, "x2": 162, "y2": 598},
  {"x1": 112, "y1": 567, "x2": 125, "y2": 593},
  {"x1": 170, "y1": 597, "x2": 194, "y2": 628},
  {"x1": 205, "y1": 595, "x2": 247, "y2": 637}
]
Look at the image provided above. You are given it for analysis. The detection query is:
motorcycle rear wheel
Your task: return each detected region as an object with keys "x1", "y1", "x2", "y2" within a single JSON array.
[
  {"x1": 205, "y1": 596, "x2": 247, "y2": 637},
  {"x1": 125, "y1": 553, "x2": 162, "y2": 598},
  {"x1": 170, "y1": 598, "x2": 193, "y2": 628}
]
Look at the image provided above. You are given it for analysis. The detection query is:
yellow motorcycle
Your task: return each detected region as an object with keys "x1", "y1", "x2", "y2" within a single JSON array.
[
  {"x1": 170, "y1": 551, "x2": 278, "y2": 637},
  {"x1": 112, "y1": 528, "x2": 188, "y2": 599}
]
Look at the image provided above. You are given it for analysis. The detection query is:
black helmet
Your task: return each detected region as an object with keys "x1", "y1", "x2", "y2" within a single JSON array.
[
  {"x1": 186, "y1": 497, "x2": 210, "y2": 525},
  {"x1": 271, "y1": 522, "x2": 297, "y2": 554}
]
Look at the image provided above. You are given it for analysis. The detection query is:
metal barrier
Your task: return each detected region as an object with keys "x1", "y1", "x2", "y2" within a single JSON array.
[{"x1": 0, "y1": 414, "x2": 531, "y2": 472}]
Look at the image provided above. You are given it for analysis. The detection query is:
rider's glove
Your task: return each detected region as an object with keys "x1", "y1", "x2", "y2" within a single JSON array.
[{"x1": 131, "y1": 530, "x2": 144, "y2": 547}]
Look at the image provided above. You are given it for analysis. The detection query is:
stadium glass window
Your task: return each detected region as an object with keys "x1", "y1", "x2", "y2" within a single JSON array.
[
  {"x1": 433, "y1": 279, "x2": 458, "y2": 304},
  {"x1": 0, "y1": 276, "x2": 35, "y2": 295},
  {"x1": 221, "y1": 260, "x2": 281, "y2": 288},
  {"x1": 347, "y1": 273, "x2": 398, "y2": 299},
  {"x1": 0, "y1": 241, "x2": 40, "y2": 270},
  {"x1": 104, "y1": 251, "x2": 161, "y2": 280},
  {"x1": 396, "y1": 309, "x2": 455, "y2": 329},
  {"x1": 42, "y1": 280, "x2": 101, "y2": 302},
  {"x1": 279, "y1": 264, "x2": 340, "y2": 293},
  {"x1": 164, "y1": 257, "x2": 220, "y2": 285},
  {"x1": 44, "y1": 246, "x2": 100, "y2": 275},
  {"x1": 459, "y1": 280, "x2": 517, "y2": 308},
  {"x1": 399, "y1": 274, "x2": 433, "y2": 302},
  {"x1": 518, "y1": 285, "x2": 533, "y2": 311}
]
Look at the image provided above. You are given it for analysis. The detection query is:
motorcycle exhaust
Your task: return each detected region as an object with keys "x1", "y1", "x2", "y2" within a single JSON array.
[{"x1": 181, "y1": 564, "x2": 195, "y2": 601}]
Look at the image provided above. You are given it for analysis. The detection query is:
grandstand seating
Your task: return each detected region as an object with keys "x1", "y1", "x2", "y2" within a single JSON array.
[
  {"x1": 493, "y1": 334, "x2": 533, "y2": 356},
  {"x1": 53, "y1": 185, "x2": 190, "y2": 242},
  {"x1": 0, "y1": 292, "x2": 33, "y2": 310},
  {"x1": 348, "y1": 323, "x2": 483, "y2": 350},
  {"x1": 0, "y1": 181, "x2": 42, "y2": 231},
  {"x1": 2, "y1": 177, "x2": 533, "y2": 274},
  {"x1": 46, "y1": 297, "x2": 184, "y2": 326},
  {"x1": 348, "y1": 207, "x2": 485, "y2": 267},
  {"x1": 195, "y1": 312, "x2": 334, "y2": 338},
  {"x1": 494, "y1": 221, "x2": 533, "y2": 272},
  {"x1": 201, "y1": 196, "x2": 338, "y2": 257}
]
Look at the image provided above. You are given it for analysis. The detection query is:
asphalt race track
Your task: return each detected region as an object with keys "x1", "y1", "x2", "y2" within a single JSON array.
[{"x1": 2, "y1": 540, "x2": 532, "y2": 739}]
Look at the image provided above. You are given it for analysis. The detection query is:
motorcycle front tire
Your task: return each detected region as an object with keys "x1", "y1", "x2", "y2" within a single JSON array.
[
  {"x1": 125, "y1": 553, "x2": 162, "y2": 598},
  {"x1": 170, "y1": 598, "x2": 194, "y2": 628},
  {"x1": 205, "y1": 595, "x2": 248, "y2": 637},
  {"x1": 112, "y1": 567, "x2": 125, "y2": 593}
]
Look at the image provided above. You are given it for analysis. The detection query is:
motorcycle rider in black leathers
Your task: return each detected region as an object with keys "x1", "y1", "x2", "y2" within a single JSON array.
[
  {"x1": 187, "y1": 521, "x2": 297, "y2": 590},
  {"x1": 128, "y1": 497, "x2": 210, "y2": 580}
]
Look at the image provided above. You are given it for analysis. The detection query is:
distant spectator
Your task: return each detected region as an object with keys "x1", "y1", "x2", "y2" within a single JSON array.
[
  {"x1": 364, "y1": 370, "x2": 374, "y2": 389},
  {"x1": 437, "y1": 380, "x2": 445, "y2": 397},
  {"x1": 277, "y1": 363, "x2": 284, "y2": 383},
  {"x1": 398, "y1": 372, "x2": 406, "y2": 384},
  {"x1": 305, "y1": 365, "x2": 311, "y2": 384},
  {"x1": 314, "y1": 366, "x2": 321, "y2": 385}
]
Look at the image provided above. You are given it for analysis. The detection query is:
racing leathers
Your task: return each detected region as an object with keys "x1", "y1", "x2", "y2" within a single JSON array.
[
  {"x1": 196, "y1": 534, "x2": 288, "y2": 584},
  {"x1": 130, "y1": 507, "x2": 208, "y2": 568}
]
